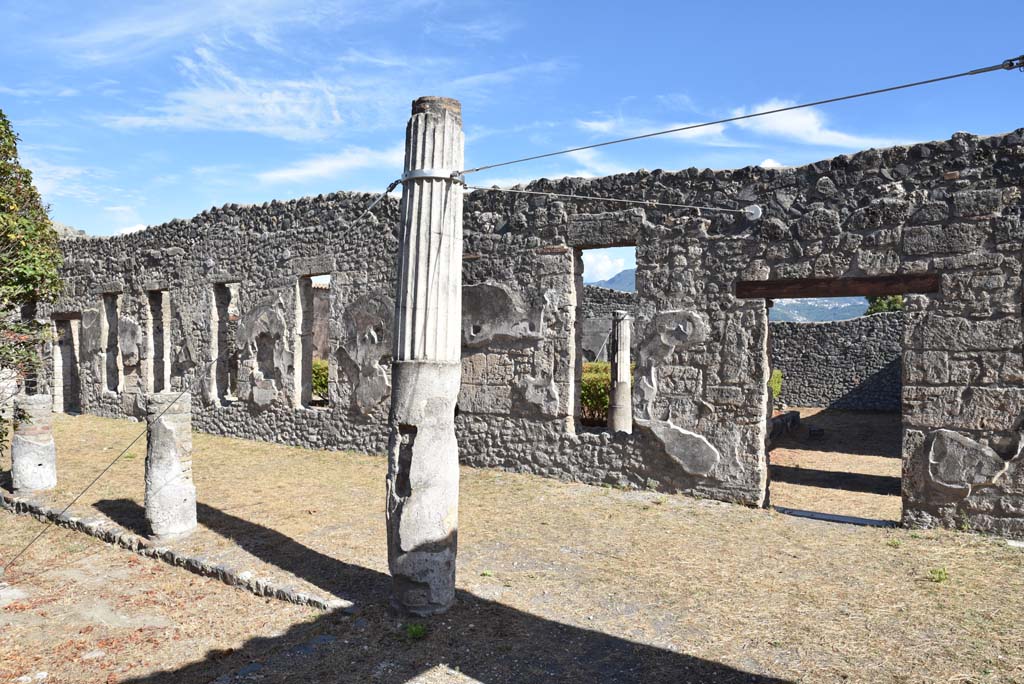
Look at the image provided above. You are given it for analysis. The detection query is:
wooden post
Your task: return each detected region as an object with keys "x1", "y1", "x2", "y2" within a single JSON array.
[{"x1": 386, "y1": 96, "x2": 464, "y2": 615}]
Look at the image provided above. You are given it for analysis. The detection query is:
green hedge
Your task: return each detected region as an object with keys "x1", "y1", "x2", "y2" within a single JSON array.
[
  {"x1": 580, "y1": 362, "x2": 611, "y2": 422},
  {"x1": 768, "y1": 368, "x2": 783, "y2": 402},
  {"x1": 312, "y1": 358, "x2": 329, "y2": 399}
]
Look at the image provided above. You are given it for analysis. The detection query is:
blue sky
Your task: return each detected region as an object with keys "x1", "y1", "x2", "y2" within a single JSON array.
[{"x1": 2, "y1": 1, "x2": 1022, "y2": 281}]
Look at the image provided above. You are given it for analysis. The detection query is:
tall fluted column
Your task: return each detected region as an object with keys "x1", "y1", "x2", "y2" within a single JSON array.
[
  {"x1": 386, "y1": 96, "x2": 464, "y2": 615},
  {"x1": 11, "y1": 394, "x2": 57, "y2": 492},
  {"x1": 145, "y1": 392, "x2": 197, "y2": 541},
  {"x1": 608, "y1": 310, "x2": 633, "y2": 434}
]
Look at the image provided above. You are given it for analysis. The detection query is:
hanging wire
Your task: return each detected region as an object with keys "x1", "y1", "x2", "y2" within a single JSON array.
[
  {"x1": 460, "y1": 54, "x2": 1024, "y2": 176},
  {"x1": 348, "y1": 178, "x2": 401, "y2": 226},
  {"x1": 1, "y1": 352, "x2": 228, "y2": 577}
]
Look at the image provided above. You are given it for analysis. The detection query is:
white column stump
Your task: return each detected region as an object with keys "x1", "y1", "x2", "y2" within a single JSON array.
[
  {"x1": 144, "y1": 392, "x2": 197, "y2": 541},
  {"x1": 608, "y1": 310, "x2": 633, "y2": 434},
  {"x1": 11, "y1": 394, "x2": 57, "y2": 492},
  {"x1": 386, "y1": 96, "x2": 464, "y2": 615}
]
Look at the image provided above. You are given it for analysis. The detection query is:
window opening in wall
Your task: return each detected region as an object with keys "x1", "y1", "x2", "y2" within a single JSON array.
[
  {"x1": 101, "y1": 293, "x2": 121, "y2": 393},
  {"x1": 52, "y1": 317, "x2": 81, "y2": 413},
  {"x1": 750, "y1": 283, "x2": 914, "y2": 525},
  {"x1": 575, "y1": 246, "x2": 637, "y2": 432},
  {"x1": 211, "y1": 282, "x2": 241, "y2": 405},
  {"x1": 296, "y1": 274, "x2": 331, "y2": 408},
  {"x1": 147, "y1": 290, "x2": 171, "y2": 393}
]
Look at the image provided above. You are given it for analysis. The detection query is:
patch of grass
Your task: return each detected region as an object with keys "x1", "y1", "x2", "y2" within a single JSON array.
[
  {"x1": 886, "y1": 538, "x2": 902, "y2": 549},
  {"x1": 480, "y1": 569, "x2": 493, "y2": 577},
  {"x1": 927, "y1": 567, "x2": 949, "y2": 583},
  {"x1": 405, "y1": 622, "x2": 427, "y2": 640},
  {"x1": 768, "y1": 369, "x2": 783, "y2": 401}
]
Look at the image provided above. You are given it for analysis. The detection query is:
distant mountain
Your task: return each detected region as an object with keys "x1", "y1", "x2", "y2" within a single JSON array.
[
  {"x1": 586, "y1": 268, "x2": 868, "y2": 322},
  {"x1": 589, "y1": 268, "x2": 635, "y2": 292},
  {"x1": 770, "y1": 297, "x2": 868, "y2": 322}
]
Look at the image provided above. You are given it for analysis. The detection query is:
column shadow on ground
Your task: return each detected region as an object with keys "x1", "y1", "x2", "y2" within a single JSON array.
[
  {"x1": 768, "y1": 465, "x2": 901, "y2": 496},
  {"x1": 94, "y1": 499, "x2": 793, "y2": 684}
]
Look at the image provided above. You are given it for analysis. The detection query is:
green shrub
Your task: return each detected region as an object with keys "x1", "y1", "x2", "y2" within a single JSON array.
[
  {"x1": 311, "y1": 358, "x2": 329, "y2": 398},
  {"x1": 865, "y1": 295, "x2": 903, "y2": 315},
  {"x1": 1, "y1": 109, "x2": 61, "y2": 454},
  {"x1": 580, "y1": 362, "x2": 611, "y2": 423},
  {"x1": 768, "y1": 369, "x2": 783, "y2": 400}
]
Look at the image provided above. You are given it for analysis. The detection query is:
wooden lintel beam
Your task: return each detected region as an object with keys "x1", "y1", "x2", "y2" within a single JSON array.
[{"x1": 735, "y1": 273, "x2": 941, "y2": 299}]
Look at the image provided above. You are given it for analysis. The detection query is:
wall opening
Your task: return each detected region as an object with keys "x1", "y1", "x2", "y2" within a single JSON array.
[
  {"x1": 146, "y1": 290, "x2": 171, "y2": 393},
  {"x1": 53, "y1": 317, "x2": 81, "y2": 413},
  {"x1": 295, "y1": 274, "x2": 331, "y2": 408},
  {"x1": 575, "y1": 246, "x2": 637, "y2": 431},
  {"x1": 101, "y1": 293, "x2": 121, "y2": 393},
  {"x1": 211, "y1": 282, "x2": 241, "y2": 405},
  {"x1": 763, "y1": 295, "x2": 905, "y2": 524}
]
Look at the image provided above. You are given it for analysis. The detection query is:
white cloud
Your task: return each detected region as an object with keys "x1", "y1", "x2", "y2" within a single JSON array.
[
  {"x1": 759, "y1": 158, "x2": 786, "y2": 169},
  {"x1": 105, "y1": 205, "x2": 146, "y2": 234},
  {"x1": 25, "y1": 158, "x2": 99, "y2": 202},
  {"x1": 575, "y1": 115, "x2": 737, "y2": 146},
  {"x1": 103, "y1": 47, "x2": 374, "y2": 141},
  {"x1": 582, "y1": 251, "x2": 626, "y2": 283},
  {"x1": 257, "y1": 144, "x2": 404, "y2": 184},
  {"x1": 731, "y1": 99, "x2": 901, "y2": 148},
  {"x1": 51, "y1": 0, "x2": 386, "y2": 63},
  {"x1": 448, "y1": 60, "x2": 564, "y2": 90},
  {"x1": 0, "y1": 84, "x2": 78, "y2": 98},
  {"x1": 565, "y1": 149, "x2": 628, "y2": 178}
]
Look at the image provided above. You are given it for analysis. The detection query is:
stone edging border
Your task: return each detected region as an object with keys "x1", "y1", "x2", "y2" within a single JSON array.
[{"x1": 1, "y1": 491, "x2": 353, "y2": 613}]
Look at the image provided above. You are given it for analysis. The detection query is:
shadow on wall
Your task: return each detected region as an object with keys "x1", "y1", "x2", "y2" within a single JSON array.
[
  {"x1": 770, "y1": 407, "x2": 903, "y2": 459},
  {"x1": 825, "y1": 359, "x2": 902, "y2": 412},
  {"x1": 98, "y1": 500, "x2": 793, "y2": 684}
]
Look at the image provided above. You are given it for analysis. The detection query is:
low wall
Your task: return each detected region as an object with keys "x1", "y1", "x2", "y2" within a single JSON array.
[{"x1": 769, "y1": 312, "x2": 903, "y2": 411}]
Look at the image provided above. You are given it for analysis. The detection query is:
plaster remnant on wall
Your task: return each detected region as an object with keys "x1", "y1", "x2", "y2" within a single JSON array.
[
  {"x1": 236, "y1": 300, "x2": 289, "y2": 409},
  {"x1": 515, "y1": 372, "x2": 560, "y2": 417},
  {"x1": 636, "y1": 310, "x2": 708, "y2": 420},
  {"x1": 635, "y1": 418, "x2": 720, "y2": 478},
  {"x1": 925, "y1": 429, "x2": 1021, "y2": 504},
  {"x1": 462, "y1": 282, "x2": 543, "y2": 348},
  {"x1": 336, "y1": 290, "x2": 393, "y2": 416}
]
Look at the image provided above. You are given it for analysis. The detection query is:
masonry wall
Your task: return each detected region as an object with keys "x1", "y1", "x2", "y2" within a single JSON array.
[
  {"x1": 579, "y1": 286, "x2": 639, "y2": 361},
  {"x1": 44, "y1": 128, "x2": 1024, "y2": 536},
  {"x1": 769, "y1": 312, "x2": 903, "y2": 411}
]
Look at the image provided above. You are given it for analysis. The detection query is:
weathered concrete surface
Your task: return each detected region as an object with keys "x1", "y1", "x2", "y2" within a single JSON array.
[
  {"x1": 144, "y1": 392, "x2": 197, "y2": 541},
  {"x1": 11, "y1": 394, "x2": 57, "y2": 492},
  {"x1": 386, "y1": 96, "x2": 464, "y2": 615}
]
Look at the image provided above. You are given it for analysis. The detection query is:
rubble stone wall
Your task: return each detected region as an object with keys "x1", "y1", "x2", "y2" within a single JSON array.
[
  {"x1": 44, "y1": 128, "x2": 1024, "y2": 536},
  {"x1": 769, "y1": 313, "x2": 903, "y2": 411},
  {"x1": 579, "y1": 286, "x2": 639, "y2": 362}
]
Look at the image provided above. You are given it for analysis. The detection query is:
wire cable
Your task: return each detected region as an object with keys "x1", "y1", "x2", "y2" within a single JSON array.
[
  {"x1": 460, "y1": 54, "x2": 1024, "y2": 176},
  {"x1": 2, "y1": 352, "x2": 226, "y2": 576}
]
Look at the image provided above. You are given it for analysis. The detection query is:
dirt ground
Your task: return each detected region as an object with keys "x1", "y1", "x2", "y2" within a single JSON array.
[
  {"x1": 769, "y1": 407, "x2": 903, "y2": 522},
  {"x1": 2, "y1": 413, "x2": 1024, "y2": 684}
]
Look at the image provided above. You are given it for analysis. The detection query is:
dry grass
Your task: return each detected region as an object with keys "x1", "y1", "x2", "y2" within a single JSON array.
[{"x1": 2, "y1": 413, "x2": 1024, "y2": 683}]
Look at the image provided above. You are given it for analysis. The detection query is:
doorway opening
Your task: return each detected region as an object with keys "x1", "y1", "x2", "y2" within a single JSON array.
[
  {"x1": 739, "y1": 274, "x2": 938, "y2": 525},
  {"x1": 575, "y1": 245, "x2": 637, "y2": 432},
  {"x1": 147, "y1": 290, "x2": 171, "y2": 393},
  {"x1": 53, "y1": 316, "x2": 82, "y2": 413},
  {"x1": 296, "y1": 274, "x2": 331, "y2": 408},
  {"x1": 211, "y1": 282, "x2": 241, "y2": 405}
]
